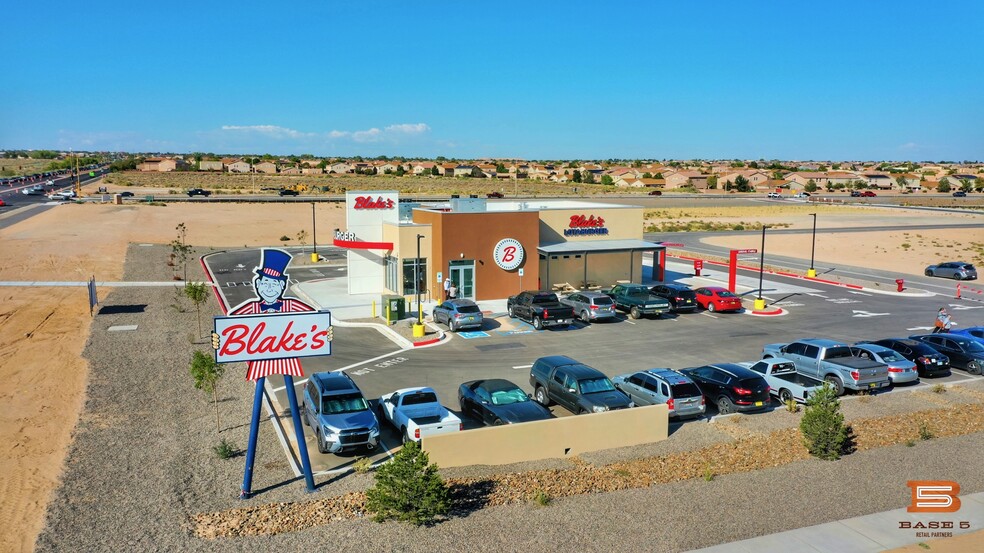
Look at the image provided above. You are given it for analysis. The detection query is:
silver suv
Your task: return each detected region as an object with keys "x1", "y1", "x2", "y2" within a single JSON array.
[
  {"x1": 612, "y1": 368, "x2": 705, "y2": 419},
  {"x1": 561, "y1": 291, "x2": 617, "y2": 322},
  {"x1": 302, "y1": 372, "x2": 380, "y2": 454}
]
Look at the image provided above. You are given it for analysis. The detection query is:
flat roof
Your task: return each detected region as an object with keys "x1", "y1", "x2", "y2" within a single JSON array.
[
  {"x1": 415, "y1": 199, "x2": 640, "y2": 213},
  {"x1": 538, "y1": 239, "x2": 664, "y2": 254}
]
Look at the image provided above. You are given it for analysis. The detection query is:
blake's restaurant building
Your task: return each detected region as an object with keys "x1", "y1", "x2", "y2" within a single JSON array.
[{"x1": 335, "y1": 191, "x2": 665, "y2": 301}]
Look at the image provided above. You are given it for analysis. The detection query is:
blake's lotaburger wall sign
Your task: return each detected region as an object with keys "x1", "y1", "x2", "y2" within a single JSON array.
[
  {"x1": 564, "y1": 214, "x2": 609, "y2": 236},
  {"x1": 493, "y1": 238, "x2": 524, "y2": 271}
]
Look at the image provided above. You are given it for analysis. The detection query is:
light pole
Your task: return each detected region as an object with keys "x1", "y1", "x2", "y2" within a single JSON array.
[
  {"x1": 415, "y1": 234, "x2": 424, "y2": 324},
  {"x1": 311, "y1": 202, "x2": 318, "y2": 263},
  {"x1": 807, "y1": 213, "x2": 817, "y2": 278},
  {"x1": 755, "y1": 225, "x2": 769, "y2": 311}
]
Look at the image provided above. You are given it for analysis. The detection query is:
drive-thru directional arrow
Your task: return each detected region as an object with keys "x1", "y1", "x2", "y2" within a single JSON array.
[
  {"x1": 852, "y1": 310, "x2": 890, "y2": 318},
  {"x1": 949, "y1": 304, "x2": 983, "y2": 311}
]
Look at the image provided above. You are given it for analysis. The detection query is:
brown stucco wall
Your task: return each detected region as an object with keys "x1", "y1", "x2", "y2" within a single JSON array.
[
  {"x1": 422, "y1": 404, "x2": 669, "y2": 468},
  {"x1": 413, "y1": 209, "x2": 540, "y2": 300}
]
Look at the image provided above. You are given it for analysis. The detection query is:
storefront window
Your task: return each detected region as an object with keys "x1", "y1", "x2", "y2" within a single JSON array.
[
  {"x1": 385, "y1": 255, "x2": 398, "y2": 293},
  {"x1": 402, "y1": 258, "x2": 427, "y2": 295}
]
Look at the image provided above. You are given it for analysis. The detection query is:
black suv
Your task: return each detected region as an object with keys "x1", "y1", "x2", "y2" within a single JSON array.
[
  {"x1": 650, "y1": 283, "x2": 698, "y2": 313},
  {"x1": 530, "y1": 355, "x2": 632, "y2": 415},
  {"x1": 278, "y1": 188, "x2": 299, "y2": 196},
  {"x1": 187, "y1": 188, "x2": 212, "y2": 197},
  {"x1": 868, "y1": 338, "x2": 950, "y2": 377},
  {"x1": 680, "y1": 363, "x2": 771, "y2": 414}
]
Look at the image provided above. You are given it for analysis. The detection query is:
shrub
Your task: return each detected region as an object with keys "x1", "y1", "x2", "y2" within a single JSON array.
[
  {"x1": 702, "y1": 463, "x2": 715, "y2": 482},
  {"x1": 531, "y1": 489, "x2": 552, "y2": 506},
  {"x1": 931, "y1": 383, "x2": 946, "y2": 394},
  {"x1": 353, "y1": 457, "x2": 374, "y2": 474},
  {"x1": 279, "y1": 235, "x2": 291, "y2": 241},
  {"x1": 365, "y1": 441, "x2": 449, "y2": 525},
  {"x1": 800, "y1": 382, "x2": 848, "y2": 460},
  {"x1": 918, "y1": 423, "x2": 935, "y2": 441},
  {"x1": 785, "y1": 398, "x2": 800, "y2": 413},
  {"x1": 213, "y1": 439, "x2": 237, "y2": 459}
]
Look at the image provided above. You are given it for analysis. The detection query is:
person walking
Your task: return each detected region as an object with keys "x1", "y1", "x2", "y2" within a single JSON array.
[
  {"x1": 933, "y1": 307, "x2": 952, "y2": 334},
  {"x1": 443, "y1": 276, "x2": 451, "y2": 300},
  {"x1": 448, "y1": 281, "x2": 457, "y2": 300}
]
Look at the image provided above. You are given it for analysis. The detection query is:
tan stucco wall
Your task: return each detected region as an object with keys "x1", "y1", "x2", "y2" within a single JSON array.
[
  {"x1": 422, "y1": 404, "x2": 668, "y2": 468},
  {"x1": 537, "y1": 207, "x2": 643, "y2": 244}
]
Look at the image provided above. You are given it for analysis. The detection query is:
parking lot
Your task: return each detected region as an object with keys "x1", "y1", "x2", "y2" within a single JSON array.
[{"x1": 205, "y1": 249, "x2": 984, "y2": 476}]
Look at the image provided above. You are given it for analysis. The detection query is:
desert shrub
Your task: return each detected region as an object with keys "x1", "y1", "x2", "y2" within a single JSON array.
[
  {"x1": 365, "y1": 441, "x2": 449, "y2": 525},
  {"x1": 353, "y1": 457, "x2": 374, "y2": 474},
  {"x1": 918, "y1": 423, "x2": 935, "y2": 441},
  {"x1": 213, "y1": 439, "x2": 237, "y2": 459},
  {"x1": 800, "y1": 382, "x2": 848, "y2": 460},
  {"x1": 785, "y1": 398, "x2": 800, "y2": 413},
  {"x1": 531, "y1": 489, "x2": 552, "y2": 506}
]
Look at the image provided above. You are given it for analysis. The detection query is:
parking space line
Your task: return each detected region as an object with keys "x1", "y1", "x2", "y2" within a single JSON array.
[
  {"x1": 701, "y1": 312, "x2": 719, "y2": 319},
  {"x1": 512, "y1": 364, "x2": 533, "y2": 370}
]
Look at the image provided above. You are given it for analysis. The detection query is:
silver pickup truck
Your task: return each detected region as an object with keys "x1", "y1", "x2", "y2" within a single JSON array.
[
  {"x1": 762, "y1": 338, "x2": 890, "y2": 395},
  {"x1": 738, "y1": 358, "x2": 825, "y2": 403}
]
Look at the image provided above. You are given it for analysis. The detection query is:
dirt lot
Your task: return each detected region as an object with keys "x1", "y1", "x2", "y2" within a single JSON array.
[{"x1": 0, "y1": 188, "x2": 981, "y2": 552}]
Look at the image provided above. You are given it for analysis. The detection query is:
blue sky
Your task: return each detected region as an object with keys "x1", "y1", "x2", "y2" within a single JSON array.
[{"x1": 2, "y1": 1, "x2": 982, "y2": 161}]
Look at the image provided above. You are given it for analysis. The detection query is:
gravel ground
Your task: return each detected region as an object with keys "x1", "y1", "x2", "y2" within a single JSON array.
[{"x1": 34, "y1": 244, "x2": 984, "y2": 552}]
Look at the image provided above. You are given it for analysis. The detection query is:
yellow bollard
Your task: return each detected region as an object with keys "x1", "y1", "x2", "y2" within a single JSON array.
[
  {"x1": 310, "y1": 252, "x2": 319, "y2": 263},
  {"x1": 412, "y1": 323, "x2": 425, "y2": 338},
  {"x1": 753, "y1": 298, "x2": 766, "y2": 311},
  {"x1": 372, "y1": 300, "x2": 376, "y2": 318},
  {"x1": 807, "y1": 268, "x2": 817, "y2": 278},
  {"x1": 385, "y1": 304, "x2": 390, "y2": 324}
]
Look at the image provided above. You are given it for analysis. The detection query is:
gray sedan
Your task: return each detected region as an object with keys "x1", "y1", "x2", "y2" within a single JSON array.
[
  {"x1": 852, "y1": 343, "x2": 919, "y2": 384},
  {"x1": 431, "y1": 299, "x2": 483, "y2": 332},
  {"x1": 925, "y1": 262, "x2": 977, "y2": 280},
  {"x1": 560, "y1": 291, "x2": 617, "y2": 323}
]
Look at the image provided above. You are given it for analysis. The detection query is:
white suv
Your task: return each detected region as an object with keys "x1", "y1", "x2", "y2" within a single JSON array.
[{"x1": 767, "y1": 192, "x2": 782, "y2": 199}]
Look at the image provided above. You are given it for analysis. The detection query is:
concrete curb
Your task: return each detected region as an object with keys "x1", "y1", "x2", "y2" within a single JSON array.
[
  {"x1": 747, "y1": 308, "x2": 787, "y2": 317},
  {"x1": 291, "y1": 284, "x2": 413, "y2": 350}
]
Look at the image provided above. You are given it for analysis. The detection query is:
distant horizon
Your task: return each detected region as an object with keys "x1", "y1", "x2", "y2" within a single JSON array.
[{"x1": 3, "y1": 2, "x2": 981, "y2": 161}]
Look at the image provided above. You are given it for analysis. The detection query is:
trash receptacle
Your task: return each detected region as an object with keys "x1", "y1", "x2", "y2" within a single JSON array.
[{"x1": 381, "y1": 295, "x2": 406, "y2": 324}]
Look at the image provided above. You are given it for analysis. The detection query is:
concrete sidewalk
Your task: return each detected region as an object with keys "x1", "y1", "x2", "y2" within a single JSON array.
[{"x1": 689, "y1": 492, "x2": 984, "y2": 553}]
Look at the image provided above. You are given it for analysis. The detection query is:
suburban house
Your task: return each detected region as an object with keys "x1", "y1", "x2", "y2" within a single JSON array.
[
  {"x1": 136, "y1": 157, "x2": 186, "y2": 172},
  {"x1": 254, "y1": 161, "x2": 278, "y2": 174},
  {"x1": 717, "y1": 170, "x2": 771, "y2": 189},
  {"x1": 280, "y1": 166, "x2": 302, "y2": 175},
  {"x1": 329, "y1": 162, "x2": 352, "y2": 173},
  {"x1": 227, "y1": 160, "x2": 252, "y2": 173},
  {"x1": 198, "y1": 160, "x2": 223, "y2": 171},
  {"x1": 301, "y1": 166, "x2": 324, "y2": 175},
  {"x1": 412, "y1": 162, "x2": 435, "y2": 175},
  {"x1": 377, "y1": 163, "x2": 401, "y2": 174},
  {"x1": 863, "y1": 173, "x2": 895, "y2": 190}
]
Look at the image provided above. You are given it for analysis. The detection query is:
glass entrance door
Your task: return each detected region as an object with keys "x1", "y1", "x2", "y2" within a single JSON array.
[{"x1": 449, "y1": 261, "x2": 475, "y2": 299}]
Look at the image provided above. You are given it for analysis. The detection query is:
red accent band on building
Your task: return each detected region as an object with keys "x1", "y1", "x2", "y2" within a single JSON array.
[{"x1": 332, "y1": 238, "x2": 394, "y2": 250}]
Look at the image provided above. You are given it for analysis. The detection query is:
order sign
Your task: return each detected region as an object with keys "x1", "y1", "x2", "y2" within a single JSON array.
[
  {"x1": 214, "y1": 311, "x2": 332, "y2": 363},
  {"x1": 493, "y1": 238, "x2": 524, "y2": 271}
]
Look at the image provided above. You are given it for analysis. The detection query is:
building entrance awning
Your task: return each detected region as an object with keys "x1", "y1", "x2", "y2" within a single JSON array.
[{"x1": 537, "y1": 239, "x2": 665, "y2": 255}]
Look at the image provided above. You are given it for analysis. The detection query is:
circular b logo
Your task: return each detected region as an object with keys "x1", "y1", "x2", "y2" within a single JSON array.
[{"x1": 493, "y1": 238, "x2": 524, "y2": 271}]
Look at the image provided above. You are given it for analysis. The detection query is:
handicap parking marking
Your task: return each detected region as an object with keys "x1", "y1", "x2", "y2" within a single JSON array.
[
  {"x1": 495, "y1": 329, "x2": 538, "y2": 336},
  {"x1": 457, "y1": 331, "x2": 491, "y2": 339}
]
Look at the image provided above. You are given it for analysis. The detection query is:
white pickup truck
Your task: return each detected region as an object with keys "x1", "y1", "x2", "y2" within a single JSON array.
[
  {"x1": 738, "y1": 358, "x2": 825, "y2": 403},
  {"x1": 377, "y1": 387, "x2": 462, "y2": 444}
]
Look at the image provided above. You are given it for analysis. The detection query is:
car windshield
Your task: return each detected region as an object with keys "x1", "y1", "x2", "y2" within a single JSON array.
[
  {"x1": 625, "y1": 287, "x2": 649, "y2": 297},
  {"x1": 716, "y1": 290, "x2": 737, "y2": 298},
  {"x1": 490, "y1": 388, "x2": 529, "y2": 405},
  {"x1": 670, "y1": 382, "x2": 702, "y2": 398},
  {"x1": 593, "y1": 297, "x2": 614, "y2": 305},
  {"x1": 959, "y1": 340, "x2": 984, "y2": 353},
  {"x1": 579, "y1": 377, "x2": 616, "y2": 394},
  {"x1": 402, "y1": 392, "x2": 438, "y2": 406},
  {"x1": 456, "y1": 305, "x2": 481, "y2": 313},
  {"x1": 878, "y1": 351, "x2": 904, "y2": 363},
  {"x1": 532, "y1": 294, "x2": 558, "y2": 304},
  {"x1": 322, "y1": 393, "x2": 369, "y2": 414}
]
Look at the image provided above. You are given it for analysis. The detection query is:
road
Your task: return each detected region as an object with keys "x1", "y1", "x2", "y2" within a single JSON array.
[{"x1": 0, "y1": 168, "x2": 109, "y2": 229}]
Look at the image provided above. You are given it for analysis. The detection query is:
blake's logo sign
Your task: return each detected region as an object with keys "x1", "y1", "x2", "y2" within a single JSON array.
[
  {"x1": 354, "y1": 196, "x2": 395, "y2": 209},
  {"x1": 565, "y1": 214, "x2": 609, "y2": 236},
  {"x1": 214, "y1": 311, "x2": 333, "y2": 363}
]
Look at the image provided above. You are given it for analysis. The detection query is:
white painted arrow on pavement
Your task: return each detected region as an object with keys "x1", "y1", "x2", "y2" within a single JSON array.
[
  {"x1": 907, "y1": 326, "x2": 935, "y2": 331},
  {"x1": 949, "y1": 304, "x2": 983, "y2": 311},
  {"x1": 852, "y1": 310, "x2": 890, "y2": 318},
  {"x1": 849, "y1": 291, "x2": 872, "y2": 296}
]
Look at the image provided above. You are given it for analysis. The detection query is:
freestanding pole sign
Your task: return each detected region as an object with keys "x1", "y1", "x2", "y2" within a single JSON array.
[{"x1": 211, "y1": 248, "x2": 333, "y2": 498}]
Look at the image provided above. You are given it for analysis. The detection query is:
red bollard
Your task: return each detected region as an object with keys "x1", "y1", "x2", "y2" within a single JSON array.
[
  {"x1": 895, "y1": 278, "x2": 904, "y2": 292},
  {"x1": 694, "y1": 259, "x2": 703, "y2": 277}
]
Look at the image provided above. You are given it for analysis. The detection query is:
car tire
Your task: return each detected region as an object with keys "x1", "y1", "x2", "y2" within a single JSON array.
[
  {"x1": 580, "y1": 310, "x2": 590, "y2": 322},
  {"x1": 952, "y1": 273, "x2": 961, "y2": 280},
  {"x1": 315, "y1": 429, "x2": 328, "y2": 454},
  {"x1": 968, "y1": 361, "x2": 982, "y2": 376},
  {"x1": 717, "y1": 397, "x2": 735, "y2": 415},
  {"x1": 492, "y1": 419, "x2": 503, "y2": 426},
  {"x1": 401, "y1": 427, "x2": 411, "y2": 444},
  {"x1": 825, "y1": 375, "x2": 845, "y2": 396},
  {"x1": 533, "y1": 316, "x2": 543, "y2": 330},
  {"x1": 925, "y1": 270, "x2": 934, "y2": 277},
  {"x1": 535, "y1": 386, "x2": 551, "y2": 406},
  {"x1": 707, "y1": 303, "x2": 716, "y2": 313},
  {"x1": 630, "y1": 307, "x2": 641, "y2": 320},
  {"x1": 508, "y1": 306, "x2": 516, "y2": 318},
  {"x1": 779, "y1": 389, "x2": 793, "y2": 404},
  {"x1": 450, "y1": 320, "x2": 458, "y2": 332},
  {"x1": 301, "y1": 406, "x2": 309, "y2": 426}
]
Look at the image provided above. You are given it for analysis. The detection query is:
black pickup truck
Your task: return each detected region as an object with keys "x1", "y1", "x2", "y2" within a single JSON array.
[{"x1": 507, "y1": 291, "x2": 575, "y2": 330}]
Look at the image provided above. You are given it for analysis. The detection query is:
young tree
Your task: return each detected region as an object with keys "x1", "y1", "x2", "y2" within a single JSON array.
[
  {"x1": 495, "y1": 162, "x2": 507, "y2": 173},
  {"x1": 800, "y1": 382, "x2": 848, "y2": 460},
  {"x1": 431, "y1": 165, "x2": 440, "y2": 176},
  {"x1": 190, "y1": 350, "x2": 225, "y2": 433},
  {"x1": 734, "y1": 175, "x2": 750, "y2": 192},
  {"x1": 366, "y1": 441, "x2": 450, "y2": 525},
  {"x1": 937, "y1": 178, "x2": 951, "y2": 193},
  {"x1": 653, "y1": 172, "x2": 663, "y2": 179},
  {"x1": 707, "y1": 175, "x2": 718, "y2": 189},
  {"x1": 805, "y1": 179, "x2": 818, "y2": 193},
  {"x1": 583, "y1": 171, "x2": 596, "y2": 184},
  {"x1": 642, "y1": 172, "x2": 653, "y2": 179},
  {"x1": 183, "y1": 282, "x2": 210, "y2": 338},
  {"x1": 171, "y1": 223, "x2": 192, "y2": 281},
  {"x1": 895, "y1": 175, "x2": 909, "y2": 191},
  {"x1": 572, "y1": 170, "x2": 582, "y2": 183},
  {"x1": 600, "y1": 175, "x2": 614, "y2": 186}
]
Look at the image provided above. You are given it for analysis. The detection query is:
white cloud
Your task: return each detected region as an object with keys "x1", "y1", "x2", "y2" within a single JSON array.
[
  {"x1": 898, "y1": 142, "x2": 919, "y2": 151},
  {"x1": 221, "y1": 125, "x2": 314, "y2": 139},
  {"x1": 384, "y1": 123, "x2": 430, "y2": 135},
  {"x1": 328, "y1": 123, "x2": 430, "y2": 143}
]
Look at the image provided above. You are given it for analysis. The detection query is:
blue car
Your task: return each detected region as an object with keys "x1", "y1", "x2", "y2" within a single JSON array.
[
  {"x1": 432, "y1": 298, "x2": 484, "y2": 332},
  {"x1": 950, "y1": 326, "x2": 984, "y2": 344}
]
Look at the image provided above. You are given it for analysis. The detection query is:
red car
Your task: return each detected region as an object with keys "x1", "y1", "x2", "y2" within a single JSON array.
[
  {"x1": 860, "y1": 191, "x2": 877, "y2": 197},
  {"x1": 694, "y1": 286, "x2": 743, "y2": 312},
  {"x1": 0, "y1": 199, "x2": 5, "y2": 207}
]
